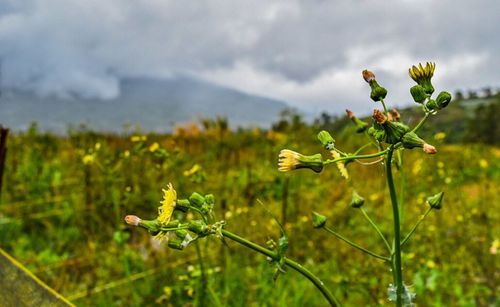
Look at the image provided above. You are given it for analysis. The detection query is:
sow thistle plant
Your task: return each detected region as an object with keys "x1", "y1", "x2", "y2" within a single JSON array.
[{"x1": 125, "y1": 62, "x2": 450, "y2": 307}]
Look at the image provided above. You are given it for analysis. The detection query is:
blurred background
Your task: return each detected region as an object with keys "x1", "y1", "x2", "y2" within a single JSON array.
[{"x1": 0, "y1": 0, "x2": 498, "y2": 306}]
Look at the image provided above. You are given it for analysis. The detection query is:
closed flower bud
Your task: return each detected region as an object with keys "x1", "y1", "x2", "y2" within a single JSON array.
[
  {"x1": 370, "y1": 82, "x2": 388, "y2": 102},
  {"x1": 426, "y1": 192, "x2": 444, "y2": 209},
  {"x1": 168, "y1": 237, "x2": 184, "y2": 250},
  {"x1": 278, "y1": 149, "x2": 323, "y2": 173},
  {"x1": 368, "y1": 124, "x2": 386, "y2": 142},
  {"x1": 317, "y1": 130, "x2": 335, "y2": 149},
  {"x1": 362, "y1": 69, "x2": 388, "y2": 101},
  {"x1": 384, "y1": 121, "x2": 410, "y2": 144},
  {"x1": 175, "y1": 229, "x2": 188, "y2": 239},
  {"x1": 346, "y1": 109, "x2": 369, "y2": 133},
  {"x1": 189, "y1": 192, "x2": 205, "y2": 208},
  {"x1": 410, "y1": 85, "x2": 427, "y2": 103},
  {"x1": 426, "y1": 99, "x2": 438, "y2": 111},
  {"x1": 176, "y1": 199, "x2": 190, "y2": 212},
  {"x1": 350, "y1": 190, "x2": 365, "y2": 208},
  {"x1": 204, "y1": 194, "x2": 215, "y2": 205},
  {"x1": 436, "y1": 91, "x2": 452, "y2": 109},
  {"x1": 402, "y1": 132, "x2": 425, "y2": 149},
  {"x1": 311, "y1": 211, "x2": 327, "y2": 228},
  {"x1": 188, "y1": 220, "x2": 207, "y2": 234}
]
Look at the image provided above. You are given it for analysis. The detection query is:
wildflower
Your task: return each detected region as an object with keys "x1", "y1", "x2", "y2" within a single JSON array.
[
  {"x1": 434, "y1": 132, "x2": 446, "y2": 141},
  {"x1": 409, "y1": 62, "x2": 436, "y2": 94},
  {"x1": 330, "y1": 150, "x2": 349, "y2": 179},
  {"x1": 479, "y1": 159, "x2": 488, "y2": 169},
  {"x1": 131, "y1": 135, "x2": 147, "y2": 142},
  {"x1": 82, "y1": 154, "x2": 94, "y2": 165},
  {"x1": 149, "y1": 142, "x2": 160, "y2": 152},
  {"x1": 158, "y1": 183, "x2": 177, "y2": 224},
  {"x1": 183, "y1": 164, "x2": 201, "y2": 177},
  {"x1": 490, "y1": 239, "x2": 499, "y2": 255},
  {"x1": 346, "y1": 109, "x2": 369, "y2": 133},
  {"x1": 362, "y1": 69, "x2": 388, "y2": 102},
  {"x1": 373, "y1": 109, "x2": 410, "y2": 144},
  {"x1": 278, "y1": 149, "x2": 324, "y2": 173}
]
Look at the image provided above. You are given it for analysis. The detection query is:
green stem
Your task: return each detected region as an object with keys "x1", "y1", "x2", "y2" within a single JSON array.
[
  {"x1": 323, "y1": 226, "x2": 390, "y2": 262},
  {"x1": 400, "y1": 207, "x2": 433, "y2": 247},
  {"x1": 195, "y1": 241, "x2": 208, "y2": 306},
  {"x1": 360, "y1": 208, "x2": 392, "y2": 253},
  {"x1": 380, "y1": 98, "x2": 389, "y2": 115},
  {"x1": 323, "y1": 150, "x2": 388, "y2": 166},
  {"x1": 387, "y1": 148, "x2": 404, "y2": 307},
  {"x1": 353, "y1": 142, "x2": 374, "y2": 155},
  {"x1": 411, "y1": 113, "x2": 430, "y2": 133},
  {"x1": 220, "y1": 229, "x2": 341, "y2": 307}
]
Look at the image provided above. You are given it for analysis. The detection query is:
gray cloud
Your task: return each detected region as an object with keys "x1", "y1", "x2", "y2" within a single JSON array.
[{"x1": 0, "y1": 0, "x2": 498, "y2": 114}]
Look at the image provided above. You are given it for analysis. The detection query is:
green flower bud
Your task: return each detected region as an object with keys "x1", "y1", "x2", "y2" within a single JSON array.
[
  {"x1": 317, "y1": 130, "x2": 335, "y2": 149},
  {"x1": 204, "y1": 194, "x2": 215, "y2": 205},
  {"x1": 350, "y1": 190, "x2": 365, "y2": 208},
  {"x1": 384, "y1": 121, "x2": 410, "y2": 144},
  {"x1": 137, "y1": 219, "x2": 161, "y2": 233},
  {"x1": 176, "y1": 199, "x2": 190, "y2": 212},
  {"x1": 278, "y1": 150, "x2": 323, "y2": 173},
  {"x1": 175, "y1": 229, "x2": 188, "y2": 239},
  {"x1": 370, "y1": 81, "x2": 388, "y2": 102},
  {"x1": 436, "y1": 91, "x2": 452, "y2": 109},
  {"x1": 426, "y1": 192, "x2": 444, "y2": 209},
  {"x1": 401, "y1": 131, "x2": 425, "y2": 149},
  {"x1": 189, "y1": 192, "x2": 205, "y2": 208},
  {"x1": 311, "y1": 211, "x2": 327, "y2": 228},
  {"x1": 188, "y1": 220, "x2": 207, "y2": 234},
  {"x1": 168, "y1": 237, "x2": 184, "y2": 250},
  {"x1": 410, "y1": 85, "x2": 427, "y2": 103},
  {"x1": 368, "y1": 123, "x2": 386, "y2": 142},
  {"x1": 426, "y1": 99, "x2": 438, "y2": 111}
]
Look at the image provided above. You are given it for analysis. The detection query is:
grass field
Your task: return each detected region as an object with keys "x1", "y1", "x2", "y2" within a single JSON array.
[{"x1": 0, "y1": 120, "x2": 499, "y2": 306}]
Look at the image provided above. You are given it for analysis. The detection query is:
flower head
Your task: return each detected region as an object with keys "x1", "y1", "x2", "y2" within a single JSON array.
[
  {"x1": 278, "y1": 149, "x2": 323, "y2": 173},
  {"x1": 362, "y1": 69, "x2": 388, "y2": 102},
  {"x1": 124, "y1": 215, "x2": 141, "y2": 226},
  {"x1": 409, "y1": 62, "x2": 436, "y2": 94},
  {"x1": 158, "y1": 183, "x2": 177, "y2": 224}
]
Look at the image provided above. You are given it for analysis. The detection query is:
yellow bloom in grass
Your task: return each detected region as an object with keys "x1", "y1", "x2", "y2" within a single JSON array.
[
  {"x1": 278, "y1": 149, "x2": 323, "y2": 173},
  {"x1": 330, "y1": 150, "x2": 349, "y2": 179},
  {"x1": 82, "y1": 154, "x2": 94, "y2": 165},
  {"x1": 149, "y1": 142, "x2": 160, "y2": 152},
  {"x1": 183, "y1": 164, "x2": 201, "y2": 177},
  {"x1": 434, "y1": 132, "x2": 446, "y2": 141},
  {"x1": 131, "y1": 135, "x2": 147, "y2": 142},
  {"x1": 158, "y1": 183, "x2": 177, "y2": 224},
  {"x1": 479, "y1": 159, "x2": 488, "y2": 169}
]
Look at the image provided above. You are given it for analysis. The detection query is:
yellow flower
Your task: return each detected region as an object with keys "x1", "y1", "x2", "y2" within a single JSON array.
[
  {"x1": 149, "y1": 142, "x2": 160, "y2": 152},
  {"x1": 278, "y1": 149, "x2": 323, "y2": 173},
  {"x1": 479, "y1": 159, "x2": 488, "y2": 169},
  {"x1": 82, "y1": 154, "x2": 94, "y2": 165},
  {"x1": 330, "y1": 150, "x2": 349, "y2": 179},
  {"x1": 158, "y1": 183, "x2": 177, "y2": 224},
  {"x1": 183, "y1": 164, "x2": 201, "y2": 177},
  {"x1": 131, "y1": 135, "x2": 147, "y2": 142},
  {"x1": 434, "y1": 132, "x2": 446, "y2": 141},
  {"x1": 409, "y1": 62, "x2": 435, "y2": 83}
]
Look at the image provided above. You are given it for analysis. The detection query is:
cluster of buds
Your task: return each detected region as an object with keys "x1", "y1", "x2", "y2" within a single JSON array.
[
  {"x1": 408, "y1": 62, "x2": 452, "y2": 112},
  {"x1": 124, "y1": 183, "x2": 222, "y2": 250}
]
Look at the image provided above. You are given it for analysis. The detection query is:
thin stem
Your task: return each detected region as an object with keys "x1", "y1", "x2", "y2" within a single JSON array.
[
  {"x1": 400, "y1": 207, "x2": 433, "y2": 247},
  {"x1": 220, "y1": 229, "x2": 341, "y2": 307},
  {"x1": 323, "y1": 150, "x2": 388, "y2": 166},
  {"x1": 380, "y1": 98, "x2": 389, "y2": 115},
  {"x1": 411, "y1": 113, "x2": 430, "y2": 133},
  {"x1": 195, "y1": 241, "x2": 208, "y2": 306},
  {"x1": 323, "y1": 226, "x2": 390, "y2": 262},
  {"x1": 386, "y1": 148, "x2": 404, "y2": 307},
  {"x1": 353, "y1": 142, "x2": 374, "y2": 155},
  {"x1": 360, "y1": 208, "x2": 392, "y2": 253}
]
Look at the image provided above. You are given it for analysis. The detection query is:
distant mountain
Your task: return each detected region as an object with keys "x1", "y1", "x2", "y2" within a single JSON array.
[{"x1": 0, "y1": 77, "x2": 289, "y2": 133}]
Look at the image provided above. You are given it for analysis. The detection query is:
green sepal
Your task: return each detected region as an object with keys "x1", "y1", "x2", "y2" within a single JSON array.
[
  {"x1": 311, "y1": 211, "x2": 327, "y2": 228},
  {"x1": 427, "y1": 192, "x2": 444, "y2": 209},
  {"x1": 410, "y1": 85, "x2": 427, "y2": 103},
  {"x1": 350, "y1": 190, "x2": 365, "y2": 208}
]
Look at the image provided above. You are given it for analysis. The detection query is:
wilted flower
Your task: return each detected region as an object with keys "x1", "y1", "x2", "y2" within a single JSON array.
[
  {"x1": 278, "y1": 149, "x2": 323, "y2": 173},
  {"x1": 346, "y1": 109, "x2": 369, "y2": 133},
  {"x1": 330, "y1": 150, "x2": 349, "y2": 179},
  {"x1": 373, "y1": 109, "x2": 388, "y2": 124},
  {"x1": 409, "y1": 62, "x2": 436, "y2": 94},
  {"x1": 362, "y1": 70, "x2": 388, "y2": 102},
  {"x1": 158, "y1": 183, "x2": 177, "y2": 224},
  {"x1": 124, "y1": 215, "x2": 141, "y2": 226},
  {"x1": 423, "y1": 143, "x2": 437, "y2": 154}
]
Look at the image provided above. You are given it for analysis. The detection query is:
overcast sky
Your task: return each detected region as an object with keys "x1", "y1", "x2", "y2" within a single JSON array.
[{"x1": 0, "y1": 0, "x2": 498, "y2": 115}]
